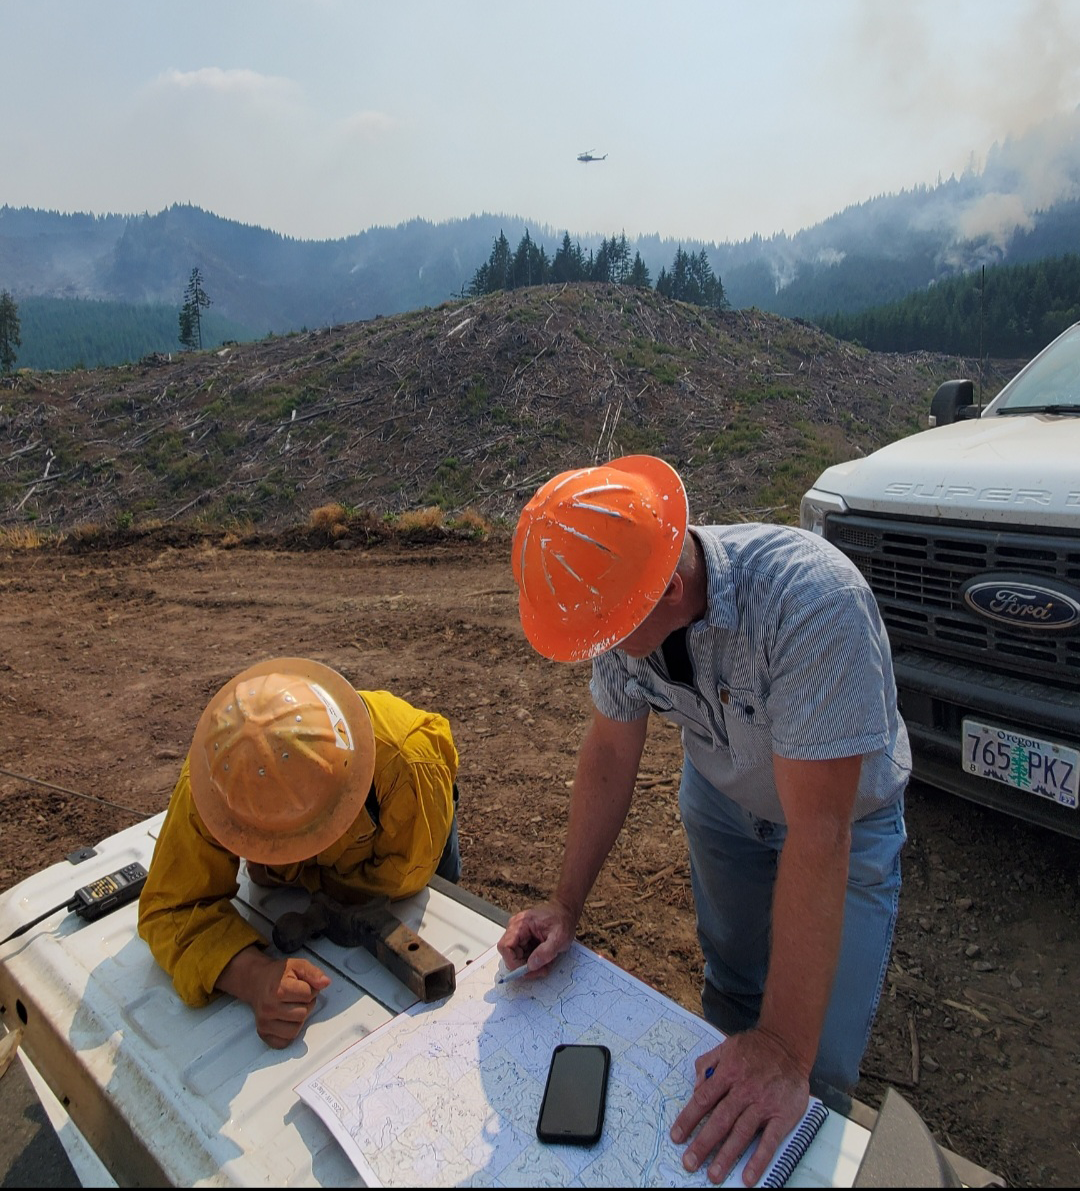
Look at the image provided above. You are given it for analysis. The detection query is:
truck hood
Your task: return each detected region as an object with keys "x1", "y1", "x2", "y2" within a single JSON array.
[{"x1": 811, "y1": 414, "x2": 1080, "y2": 528}]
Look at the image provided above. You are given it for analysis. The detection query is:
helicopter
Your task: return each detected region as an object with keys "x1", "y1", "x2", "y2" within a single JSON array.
[{"x1": 577, "y1": 149, "x2": 607, "y2": 163}]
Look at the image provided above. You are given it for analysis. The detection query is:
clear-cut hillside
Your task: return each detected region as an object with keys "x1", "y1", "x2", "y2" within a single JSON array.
[{"x1": 0, "y1": 283, "x2": 1019, "y2": 534}]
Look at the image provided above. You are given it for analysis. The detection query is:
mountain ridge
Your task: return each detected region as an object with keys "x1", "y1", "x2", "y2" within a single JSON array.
[
  {"x1": 4, "y1": 184, "x2": 1080, "y2": 344},
  {"x1": 7, "y1": 101, "x2": 1080, "y2": 337}
]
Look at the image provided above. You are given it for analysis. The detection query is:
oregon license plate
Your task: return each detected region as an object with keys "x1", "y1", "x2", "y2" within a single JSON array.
[{"x1": 962, "y1": 719, "x2": 1079, "y2": 809}]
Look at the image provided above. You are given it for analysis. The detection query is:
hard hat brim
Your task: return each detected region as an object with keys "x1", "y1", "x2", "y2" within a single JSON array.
[{"x1": 189, "y1": 656, "x2": 375, "y2": 865}]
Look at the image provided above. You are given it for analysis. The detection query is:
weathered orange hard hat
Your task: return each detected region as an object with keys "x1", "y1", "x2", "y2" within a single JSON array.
[
  {"x1": 512, "y1": 454, "x2": 688, "y2": 662},
  {"x1": 189, "y1": 657, "x2": 375, "y2": 865}
]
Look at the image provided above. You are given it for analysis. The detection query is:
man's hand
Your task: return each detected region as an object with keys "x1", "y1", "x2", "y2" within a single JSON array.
[
  {"x1": 670, "y1": 1028, "x2": 810, "y2": 1186},
  {"x1": 497, "y1": 899, "x2": 577, "y2": 977},
  {"x1": 216, "y1": 946, "x2": 331, "y2": 1048}
]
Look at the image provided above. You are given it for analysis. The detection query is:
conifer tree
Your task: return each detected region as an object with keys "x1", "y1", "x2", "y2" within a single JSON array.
[
  {"x1": 0, "y1": 290, "x2": 20, "y2": 373},
  {"x1": 511, "y1": 230, "x2": 549, "y2": 288},
  {"x1": 607, "y1": 233, "x2": 631, "y2": 283},
  {"x1": 591, "y1": 238, "x2": 612, "y2": 283},
  {"x1": 627, "y1": 252, "x2": 652, "y2": 290},
  {"x1": 656, "y1": 247, "x2": 726, "y2": 308},
  {"x1": 469, "y1": 231, "x2": 514, "y2": 295},
  {"x1": 178, "y1": 267, "x2": 211, "y2": 350},
  {"x1": 552, "y1": 232, "x2": 588, "y2": 283}
]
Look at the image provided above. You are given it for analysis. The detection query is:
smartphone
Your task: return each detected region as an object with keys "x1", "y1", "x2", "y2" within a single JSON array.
[{"x1": 536, "y1": 1043, "x2": 611, "y2": 1146}]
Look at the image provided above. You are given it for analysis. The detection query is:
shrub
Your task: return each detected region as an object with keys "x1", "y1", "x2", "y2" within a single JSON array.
[
  {"x1": 309, "y1": 502, "x2": 349, "y2": 538},
  {"x1": 447, "y1": 508, "x2": 491, "y2": 538},
  {"x1": 393, "y1": 506, "x2": 444, "y2": 534}
]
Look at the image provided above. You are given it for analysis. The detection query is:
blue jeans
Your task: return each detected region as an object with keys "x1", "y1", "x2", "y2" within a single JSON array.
[
  {"x1": 679, "y1": 758, "x2": 906, "y2": 1091},
  {"x1": 434, "y1": 784, "x2": 462, "y2": 884}
]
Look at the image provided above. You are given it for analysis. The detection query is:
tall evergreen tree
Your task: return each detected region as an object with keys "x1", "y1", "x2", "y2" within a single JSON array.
[
  {"x1": 607, "y1": 233, "x2": 631, "y2": 283},
  {"x1": 627, "y1": 252, "x2": 652, "y2": 290},
  {"x1": 591, "y1": 238, "x2": 613, "y2": 284},
  {"x1": 178, "y1": 267, "x2": 212, "y2": 350},
  {"x1": 469, "y1": 231, "x2": 514, "y2": 295},
  {"x1": 511, "y1": 230, "x2": 549, "y2": 288},
  {"x1": 552, "y1": 232, "x2": 588, "y2": 283},
  {"x1": 655, "y1": 246, "x2": 726, "y2": 308},
  {"x1": 671, "y1": 247, "x2": 693, "y2": 301},
  {"x1": 0, "y1": 290, "x2": 20, "y2": 373},
  {"x1": 656, "y1": 247, "x2": 692, "y2": 301}
]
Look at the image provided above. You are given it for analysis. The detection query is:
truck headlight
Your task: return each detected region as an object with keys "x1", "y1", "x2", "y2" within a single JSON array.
[{"x1": 800, "y1": 488, "x2": 848, "y2": 536}]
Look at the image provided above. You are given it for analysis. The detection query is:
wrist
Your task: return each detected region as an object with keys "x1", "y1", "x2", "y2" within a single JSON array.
[
  {"x1": 754, "y1": 1016, "x2": 817, "y2": 1078},
  {"x1": 215, "y1": 944, "x2": 271, "y2": 1003},
  {"x1": 550, "y1": 888, "x2": 583, "y2": 925}
]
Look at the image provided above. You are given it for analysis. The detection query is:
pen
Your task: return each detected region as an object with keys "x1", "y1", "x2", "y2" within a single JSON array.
[
  {"x1": 495, "y1": 938, "x2": 539, "y2": 984},
  {"x1": 495, "y1": 958, "x2": 530, "y2": 984}
]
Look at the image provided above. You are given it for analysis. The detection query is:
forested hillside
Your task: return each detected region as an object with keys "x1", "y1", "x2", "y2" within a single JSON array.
[
  {"x1": 816, "y1": 255, "x2": 1080, "y2": 357},
  {"x1": 14, "y1": 296, "x2": 255, "y2": 371}
]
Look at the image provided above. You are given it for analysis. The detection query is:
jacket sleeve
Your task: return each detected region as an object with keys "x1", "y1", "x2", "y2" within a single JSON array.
[
  {"x1": 370, "y1": 754, "x2": 455, "y2": 897},
  {"x1": 137, "y1": 758, "x2": 267, "y2": 1007}
]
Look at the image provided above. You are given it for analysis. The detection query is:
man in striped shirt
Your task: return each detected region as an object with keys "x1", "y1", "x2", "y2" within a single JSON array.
[{"x1": 498, "y1": 454, "x2": 909, "y2": 1186}]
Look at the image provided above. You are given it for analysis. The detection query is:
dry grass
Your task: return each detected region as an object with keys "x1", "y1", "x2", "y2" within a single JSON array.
[
  {"x1": 67, "y1": 523, "x2": 106, "y2": 546},
  {"x1": 447, "y1": 507, "x2": 492, "y2": 538},
  {"x1": 220, "y1": 519, "x2": 259, "y2": 548},
  {"x1": 309, "y1": 502, "x2": 351, "y2": 538},
  {"x1": 0, "y1": 526, "x2": 50, "y2": 550},
  {"x1": 392, "y1": 506, "x2": 445, "y2": 533}
]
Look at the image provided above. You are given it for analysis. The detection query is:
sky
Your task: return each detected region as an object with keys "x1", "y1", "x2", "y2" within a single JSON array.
[{"x1": 4, "y1": 0, "x2": 1080, "y2": 247}]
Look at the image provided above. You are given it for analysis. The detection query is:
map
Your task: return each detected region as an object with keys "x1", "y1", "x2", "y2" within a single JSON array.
[{"x1": 296, "y1": 942, "x2": 825, "y2": 1187}]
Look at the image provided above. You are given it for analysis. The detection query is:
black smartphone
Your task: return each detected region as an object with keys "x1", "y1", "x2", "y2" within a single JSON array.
[{"x1": 536, "y1": 1043, "x2": 611, "y2": 1146}]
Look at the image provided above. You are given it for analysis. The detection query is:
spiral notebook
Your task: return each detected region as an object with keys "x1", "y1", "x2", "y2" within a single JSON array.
[{"x1": 721, "y1": 1095, "x2": 830, "y2": 1188}]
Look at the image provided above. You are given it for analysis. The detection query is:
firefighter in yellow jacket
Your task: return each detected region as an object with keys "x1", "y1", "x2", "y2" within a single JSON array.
[{"x1": 138, "y1": 656, "x2": 460, "y2": 1048}]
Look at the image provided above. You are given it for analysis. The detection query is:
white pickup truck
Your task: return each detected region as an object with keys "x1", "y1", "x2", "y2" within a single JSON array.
[{"x1": 801, "y1": 321, "x2": 1080, "y2": 838}]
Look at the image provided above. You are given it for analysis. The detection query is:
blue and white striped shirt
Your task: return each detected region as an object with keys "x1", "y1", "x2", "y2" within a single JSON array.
[{"x1": 590, "y1": 523, "x2": 911, "y2": 823}]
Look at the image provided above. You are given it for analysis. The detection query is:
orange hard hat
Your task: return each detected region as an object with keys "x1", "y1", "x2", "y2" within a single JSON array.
[
  {"x1": 512, "y1": 454, "x2": 688, "y2": 662},
  {"x1": 189, "y1": 657, "x2": 375, "y2": 865}
]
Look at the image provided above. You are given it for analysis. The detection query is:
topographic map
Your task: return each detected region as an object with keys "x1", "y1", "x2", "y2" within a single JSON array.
[{"x1": 296, "y1": 942, "x2": 824, "y2": 1187}]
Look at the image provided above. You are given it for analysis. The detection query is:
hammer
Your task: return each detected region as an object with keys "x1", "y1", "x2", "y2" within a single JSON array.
[{"x1": 271, "y1": 890, "x2": 457, "y2": 1002}]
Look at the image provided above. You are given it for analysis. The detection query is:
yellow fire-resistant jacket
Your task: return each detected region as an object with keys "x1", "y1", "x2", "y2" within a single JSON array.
[{"x1": 138, "y1": 689, "x2": 458, "y2": 1007}]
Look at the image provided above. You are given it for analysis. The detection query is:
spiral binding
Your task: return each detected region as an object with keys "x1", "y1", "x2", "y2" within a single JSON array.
[{"x1": 761, "y1": 1100, "x2": 830, "y2": 1188}]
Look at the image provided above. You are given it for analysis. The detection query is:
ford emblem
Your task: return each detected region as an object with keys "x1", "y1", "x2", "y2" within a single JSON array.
[{"x1": 961, "y1": 573, "x2": 1080, "y2": 631}]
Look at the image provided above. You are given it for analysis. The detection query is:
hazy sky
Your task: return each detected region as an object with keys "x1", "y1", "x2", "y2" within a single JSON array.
[{"x1": 4, "y1": 0, "x2": 1080, "y2": 245}]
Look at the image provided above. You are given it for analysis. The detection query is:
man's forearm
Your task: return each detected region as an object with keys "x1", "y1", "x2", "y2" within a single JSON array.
[
  {"x1": 554, "y1": 714, "x2": 646, "y2": 919},
  {"x1": 215, "y1": 943, "x2": 273, "y2": 1006},
  {"x1": 757, "y1": 825, "x2": 850, "y2": 1075}
]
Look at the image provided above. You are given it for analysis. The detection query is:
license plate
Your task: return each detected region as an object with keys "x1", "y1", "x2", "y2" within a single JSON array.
[{"x1": 962, "y1": 719, "x2": 1079, "y2": 809}]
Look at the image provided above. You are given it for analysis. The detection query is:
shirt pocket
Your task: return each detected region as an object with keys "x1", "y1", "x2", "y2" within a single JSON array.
[
  {"x1": 718, "y1": 684, "x2": 773, "y2": 773},
  {"x1": 625, "y1": 676, "x2": 713, "y2": 745}
]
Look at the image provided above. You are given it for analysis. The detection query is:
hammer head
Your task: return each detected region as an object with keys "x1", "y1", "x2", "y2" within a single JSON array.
[{"x1": 272, "y1": 890, "x2": 456, "y2": 1002}]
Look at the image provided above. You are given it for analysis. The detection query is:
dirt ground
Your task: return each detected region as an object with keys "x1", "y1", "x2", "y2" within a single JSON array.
[{"x1": 1, "y1": 533, "x2": 1078, "y2": 1188}]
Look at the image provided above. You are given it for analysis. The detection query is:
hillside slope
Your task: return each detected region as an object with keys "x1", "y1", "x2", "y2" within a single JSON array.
[{"x1": 0, "y1": 284, "x2": 1018, "y2": 534}]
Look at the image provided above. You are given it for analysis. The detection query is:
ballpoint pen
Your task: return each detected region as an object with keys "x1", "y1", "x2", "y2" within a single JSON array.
[
  {"x1": 495, "y1": 937, "x2": 539, "y2": 984},
  {"x1": 495, "y1": 957, "x2": 531, "y2": 984}
]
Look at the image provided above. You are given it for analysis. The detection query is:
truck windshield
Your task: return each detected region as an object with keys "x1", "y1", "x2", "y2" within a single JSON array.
[{"x1": 991, "y1": 322, "x2": 1080, "y2": 414}]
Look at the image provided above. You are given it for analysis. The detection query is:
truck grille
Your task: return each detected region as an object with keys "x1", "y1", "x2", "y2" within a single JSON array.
[{"x1": 826, "y1": 515, "x2": 1080, "y2": 683}]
